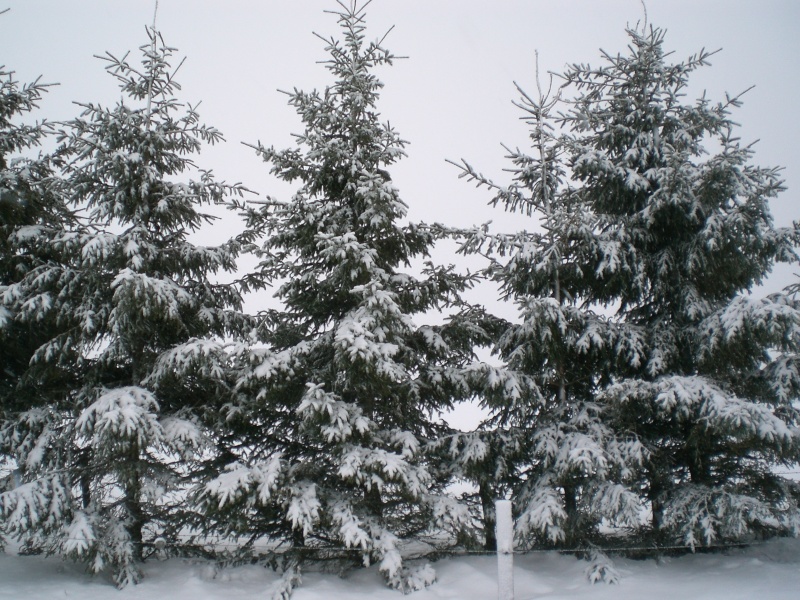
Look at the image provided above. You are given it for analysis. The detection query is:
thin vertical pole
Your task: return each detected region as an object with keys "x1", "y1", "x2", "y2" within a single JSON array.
[
  {"x1": 496, "y1": 499, "x2": 514, "y2": 600},
  {"x1": 145, "y1": 0, "x2": 159, "y2": 131}
]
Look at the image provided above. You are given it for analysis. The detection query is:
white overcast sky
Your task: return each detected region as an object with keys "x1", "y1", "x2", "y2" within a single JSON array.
[{"x1": 3, "y1": 0, "x2": 799, "y2": 298}]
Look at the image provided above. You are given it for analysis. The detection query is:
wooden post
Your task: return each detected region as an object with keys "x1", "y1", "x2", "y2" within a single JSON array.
[{"x1": 495, "y1": 499, "x2": 514, "y2": 600}]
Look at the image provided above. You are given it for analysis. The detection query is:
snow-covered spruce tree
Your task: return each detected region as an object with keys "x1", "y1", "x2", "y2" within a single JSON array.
[
  {"x1": 199, "y1": 2, "x2": 486, "y2": 590},
  {"x1": 0, "y1": 29, "x2": 248, "y2": 585},
  {"x1": 556, "y1": 26, "x2": 800, "y2": 546},
  {"x1": 0, "y1": 64, "x2": 49, "y2": 430},
  {"x1": 0, "y1": 51, "x2": 78, "y2": 551},
  {"x1": 450, "y1": 64, "x2": 647, "y2": 549}
]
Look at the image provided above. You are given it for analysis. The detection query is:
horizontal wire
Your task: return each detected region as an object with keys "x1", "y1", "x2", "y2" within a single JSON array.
[{"x1": 34, "y1": 537, "x2": 761, "y2": 555}]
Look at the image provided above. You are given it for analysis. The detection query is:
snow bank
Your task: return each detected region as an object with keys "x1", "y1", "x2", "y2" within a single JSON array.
[{"x1": 1, "y1": 537, "x2": 799, "y2": 599}]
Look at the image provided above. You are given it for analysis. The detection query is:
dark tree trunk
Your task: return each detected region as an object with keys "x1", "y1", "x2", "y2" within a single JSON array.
[
  {"x1": 563, "y1": 482, "x2": 578, "y2": 547},
  {"x1": 479, "y1": 481, "x2": 497, "y2": 551},
  {"x1": 124, "y1": 447, "x2": 144, "y2": 562}
]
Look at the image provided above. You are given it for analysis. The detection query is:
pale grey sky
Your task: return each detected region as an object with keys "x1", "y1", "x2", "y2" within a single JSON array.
[{"x1": 3, "y1": 0, "x2": 799, "y2": 294}]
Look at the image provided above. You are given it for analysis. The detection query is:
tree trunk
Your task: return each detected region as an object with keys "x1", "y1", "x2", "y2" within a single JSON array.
[
  {"x1": 479, "y1": 481, "x2": 497, "y2": 551},
  {"x1": 124, "y1": 447, "x2": 144, "y2": 562},
  {"x1": 563, "y1": 482, "x2": 578, "y2": 547},
  {"x1": 647, "y1": 464, "x2": 666, "y2": 541},
  {"x1": 364, "y1": 484, "x2": 383, "y2": 519}
]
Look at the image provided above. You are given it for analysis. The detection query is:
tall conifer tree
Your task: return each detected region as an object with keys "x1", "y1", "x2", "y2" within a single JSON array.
[
  {"x1": 0, "y1": 36, "x2": 76, "y2": 552},
  {"x1": 200, "y1": 2, "x2": 486, "y2": 590},
  {"x1": 452, "y1": 63, "x2": 646, "y2": 548},
  {"x1": 564, "y1": 26, "x2": 800, "y2": 546},
  {"x1": 454, "y1": 24, "x2": 800, "y2": 549},
  {"x1": 0, "y1": 29, "x2": 248, "y2": 586}
]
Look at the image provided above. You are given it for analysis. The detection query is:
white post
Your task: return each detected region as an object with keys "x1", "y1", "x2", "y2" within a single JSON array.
[{"x1": 495, "y1": 499, "x2": 514, "y2": 600}]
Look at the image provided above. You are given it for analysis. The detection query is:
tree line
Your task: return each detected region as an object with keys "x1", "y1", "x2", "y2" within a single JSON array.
[{"x1": 1, "y1": 1, "x2": 799, "y2": 592}]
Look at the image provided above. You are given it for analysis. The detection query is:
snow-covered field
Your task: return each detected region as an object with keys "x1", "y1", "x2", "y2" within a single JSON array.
[{"x1": 1, "y1": 538, "x2": 799, "y2": 599}]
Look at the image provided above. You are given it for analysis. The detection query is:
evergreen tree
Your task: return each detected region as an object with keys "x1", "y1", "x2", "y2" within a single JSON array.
[
  {"x1": 454, "y1": 25, "x2": 800, "y2": 550},
  {"x1": 0, "y1": 29, "x2": 248, "y2": 586},
  {"x1": 0, "y1": 64, "x2": 47, "y2": 423},
  {"x1": 451, "y1": 63, "x2": 646, "y2": 549},
  {"x1": 0, "y1": 38, "x2": 76, "y2": 551},
  {"x1": 199, "y1": 2, "x2": 486, "y2": 590},
  {"x1": 560, "y1": 26, "x2": 800, "y2": 546}
]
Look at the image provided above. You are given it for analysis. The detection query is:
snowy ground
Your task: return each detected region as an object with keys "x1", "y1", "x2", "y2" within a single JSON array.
[{"x1": 1, "y1": 537, "x2": 799, "y2": 599}]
